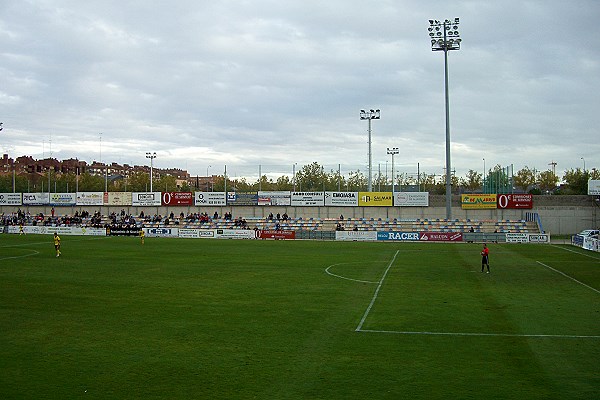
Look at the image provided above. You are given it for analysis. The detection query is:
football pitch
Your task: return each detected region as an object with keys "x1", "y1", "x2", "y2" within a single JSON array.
[{"x1": 1, "y1": 235, "x2": 598, "y2": 399}]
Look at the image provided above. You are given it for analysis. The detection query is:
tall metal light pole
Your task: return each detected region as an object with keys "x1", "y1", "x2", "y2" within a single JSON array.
[
  {"x1": 483, "y1": 157, "x2": 486, "y2": 193},
  {"x1": 581, "y1": 157, "x2": 586, "y2": 172},
  {"x1": 207, "y1": 165, "x2": 211, "y2": 191},
  {"x1": 428, "y1": 18, "x2": 461, "y2": 219},
  {"x1": 146, "y1": 152, "x2": 157, "y2": 192},
  {"x1": 360, "y1": 109, "x2": 381, "y2": 192},
  {"x1": 387, "y1": 147, "x2": 399, "y2": 194}
]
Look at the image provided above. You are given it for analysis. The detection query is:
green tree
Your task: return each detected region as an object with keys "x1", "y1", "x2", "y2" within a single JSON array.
[
  {"x1": 295, "y1": 162, "x2": 327, "y2": 191},
  {"x1": 538, "y1": 170, "x2": 559, "y2": 193},
  {"x1": 562, "y1": 168, "x2": 589, "y2": 195},
  {"x1": 459, "y1": 169, "x2": 482, "y2": 192},
  {"x1": 513, "y1": 166, "x2": 537, "y2": 193}
]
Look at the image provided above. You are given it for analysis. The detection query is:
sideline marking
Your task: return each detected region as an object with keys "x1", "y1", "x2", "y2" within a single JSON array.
[
  {"x1": 550, "y1": 244, "x2": 600, "y2": 261},
  {"x1": 358, "y1": 329, "x2": 600, "y2": 339},
  {"x1": 536, "y1": 261, "x2": 600, "y2": 294},
  {"x1": 355, "y1": 250, "x2": 400, "y2": 332}
]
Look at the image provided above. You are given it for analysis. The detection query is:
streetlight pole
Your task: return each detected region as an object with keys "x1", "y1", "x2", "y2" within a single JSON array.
[
  {"x1": 581, "y1": 157, "x2": 586, "y2": 172},
  {"x1": 207, "y1": 165, "x2": 211, "y2": 191},
  {"x1": 360, "y1": 109, "x2": 381, "y2": 192},
  {"x1": 483, "y1": 158, "x2": 486, "y2": 193},
  {"x1": 428, "y1": 18, "x2": 461, "y2": 219},
  {"x1": 387, "y1": 147, "x2": 399, "y2": 194},
  {"x1": 145, "y1": 152, "x2": 157, "y2": 192}
]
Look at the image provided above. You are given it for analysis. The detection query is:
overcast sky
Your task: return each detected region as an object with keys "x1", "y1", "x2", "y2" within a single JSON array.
[{"x1": 1, "y1": 0, "x2": 598, "y2": 182}]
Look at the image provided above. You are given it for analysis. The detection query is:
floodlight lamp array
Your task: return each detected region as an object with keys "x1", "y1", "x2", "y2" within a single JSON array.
[
  {"x1": 360, "y1": 109, "x2": 381, "y2": 120},
  {"x1": 428, "y1": 18, "x2": 461, "y2": 51}
]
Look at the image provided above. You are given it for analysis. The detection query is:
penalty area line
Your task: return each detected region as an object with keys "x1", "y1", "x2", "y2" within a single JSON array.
[{"x1": 357, "y1": 329, "x2": 600, "y2": 339}]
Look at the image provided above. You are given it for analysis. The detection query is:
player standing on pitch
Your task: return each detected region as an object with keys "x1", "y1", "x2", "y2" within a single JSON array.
[
  {"x1": 53, "y1": 232, "x2": 61, "y2": 257},
  {"x1": 481, "y1": 243, "x2": 490, "y2": 273}
]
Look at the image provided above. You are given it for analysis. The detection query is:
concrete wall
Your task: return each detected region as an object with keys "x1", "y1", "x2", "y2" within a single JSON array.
[{"x1": 2, "y1": 195, "x2": 598, "y2": 235}]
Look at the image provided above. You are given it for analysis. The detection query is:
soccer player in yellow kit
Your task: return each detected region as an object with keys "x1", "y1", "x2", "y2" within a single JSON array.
[{"x1": 53, "y1": 232, "x2": 61, "y2": 257}]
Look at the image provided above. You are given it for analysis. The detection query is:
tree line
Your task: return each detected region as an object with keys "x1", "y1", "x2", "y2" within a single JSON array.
[{"x1": 0, "y1": 162, "x2": 597, "y2": 195}]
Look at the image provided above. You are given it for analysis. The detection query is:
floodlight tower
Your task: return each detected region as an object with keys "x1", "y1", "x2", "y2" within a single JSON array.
[
  {"x1": 360, "y1": 109, "x2": 381, "y2": 192},
  {"x1": 146, "y1": 152, "x2": 157, "y2": 192},
  {"x1": 387, "y1": 147, "x2": 399, "y2": 194},
  {"x1": 428, "y1": 18, "x2": 461, "y2": 219}
]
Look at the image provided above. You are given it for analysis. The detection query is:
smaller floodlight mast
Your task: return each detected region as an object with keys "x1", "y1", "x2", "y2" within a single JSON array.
[
  {"x1": 428, "y1": 18, "x2": 461, "y2": 219},
  {"x1": 145, "y1": 152, "x2": 157, "y2": 192},
  {"x1": 387, "y1": 147, "x2": 399, "y2": 194},
  {"x1": 360, "y1": 109, "x2": 381, "y2": 192}
]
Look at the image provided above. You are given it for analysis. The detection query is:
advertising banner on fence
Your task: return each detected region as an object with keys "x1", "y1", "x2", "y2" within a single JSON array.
[
  {"x1": 49, "y1": 193, "x2": 77, "y2": 206},
  {"x1": 227, "y1": 192, "x2": 258, "y2": 206},
  {"x1": 291, "y1": 192, "x2": 325, "y2": 206},
  {"x1": 0, "y1": 193, "x2": 22, "y2": 205},
  {"x1": 461, "y1": 194, "x2": 497, "y2": 209},
  {"x1": 394, "y1": 192, "x2": 429, "y2": 207},
  {"x1": 195, "y1": 192, "x2": 227, "y2": 206},
  {"x1": 258, "y1": 191, "x2": 291, "y2": 206},
  {"x1": 588, "y1": 180, "x2": 600, "y2": 195},
  {"x1": 419, "y1": 232, "x2": 463, "y2": 242},
  {"x1": 497, "y1": 194, "x2": 533, "y2": 209},
  {"x1": 257, "y1": 230, "x2": 296, "y2": 239},
  {"x1": 132, "y1": 192, "x2": 162, "y2": 206},
  {"x1": 358, "y1": 192, "x2": 393, "y2": 207},
  {"x1": 104, "y1": 192, "x2": 132, "y2": 206},
  {"x1": 178, "y1": 228, "x2": 216, "y2": 238},
  {"x1": 506, "y1": 233, "x2": 528, "y2": 243},
  {"x1": 377, "y1": 231, "x2": 420, "y2": 241},
  {"x1": 10, "y1": 226, "x2": 106, "y2": 236},
  {"x1": 335, "y1": 231, "x2": 378, "y2": 241},
  {"x1": 324, "y1": 192, "x2": 358, "y2": 206},
  {"x1": 23, "y1": 192, "x2": 50, "y2": 205},
  {"x1": 527, "y1": 234, "x2": 550, "y2": 243},
  {"x1": 76, "y1": 192, "x2": 104, "y2": 206},
  {"x1": 215, "y1": 229, "x2": 255, "y2": 239},
  {"x1": 143, "y1": 227, "x2": 179, "y2": 237},
  {"x1": 162, "y1": 191, "x2": 193, "y2": 206}
]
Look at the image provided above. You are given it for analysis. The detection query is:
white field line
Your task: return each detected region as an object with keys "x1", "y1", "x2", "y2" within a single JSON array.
[
  {"x1": 358, "y1": 329, "x2": 600, "y2": 339},
  {"x1": 355, "y1": 250, "x2": 400, "y2": 332},
  {"x1": 0, "y1": 249, "x2": 40, "y2": 261},
  {"x1": 536, "y1": 261, "x2": 600, "y2": 294},
  {"x1": 325, "y1": 262, "x2": 381, "y2": 284},
  {"x1": 550, "y1": 244, "x2": 600, "y2": 261}
]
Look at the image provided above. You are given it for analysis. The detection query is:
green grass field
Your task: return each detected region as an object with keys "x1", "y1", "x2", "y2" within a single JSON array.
[{"x1": 1, "y1": 235, "x2": 599, "y2": 399}]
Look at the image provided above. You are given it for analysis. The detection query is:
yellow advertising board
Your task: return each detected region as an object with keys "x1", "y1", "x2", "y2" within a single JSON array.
[
  {"x1": 461, "y1": 194, "x2": 497, "y2": 209},
  {"x1": 358, "y1": 192, "x2": 393, "y2": 206}
]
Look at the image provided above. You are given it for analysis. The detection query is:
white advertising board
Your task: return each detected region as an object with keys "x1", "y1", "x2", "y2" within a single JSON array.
[
  {"x1": 215, "y1": 229, "x2": 255, "y2": 239},
  {"x1": 132, "y1": 192, "x2": 162, "y2": 206},
  {"x1": 588, "y1": 180, "x2": 600, "y2": 195},
  {"x1": 10, "y1": 226, "x2": 106, "y2": 236},
  {"x1": 325, "y1": 192, "x2": 358, "y2": 206},
  {"x1": 0, "y1": 193, "x2": 22, "y2": 205},
  {"x1": 143, "y1": 227, "x2": 179, "y2": 237},
  {"x1": 178, "y1": 228, "x2": 216, "y2": 238},
  {"x1": 195, "y1": 192, "x2": 227, "y2": 206},
  {"x1": 335, "y1": 231, "x2": 378, "y2": 241},
  {"x1": 394, "y1": 192, "x2": 429, "y2": 207},
  {"x1": 23, "y1": 192, "x2": 50, "y2": 205},
  {"x1": 76, "y1": 192, "x2": 104, "y2": 206},
  {"x1": 105, "y1": 192, "x2": 132, "y2": 206},
  {"x1": 291, "y1": 192, "x2": 324, "y2": 206},
  {"x1": 258, "y1": 191, "x2": 291, "y2": 206}
]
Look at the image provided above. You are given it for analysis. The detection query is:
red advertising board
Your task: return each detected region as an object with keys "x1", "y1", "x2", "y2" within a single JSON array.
[
  {"x1": 419, "y1": 232, "x2": 463, "y2": 242},
  {"x1": 162, "y1": 192, "x2": 194, "y2": 206},
  {"x1": 497, "y1": 194, "x2": 533, "y2": 209},
  {"x1": 257, "y1": 230, "x2": 296, "y2": 240}
]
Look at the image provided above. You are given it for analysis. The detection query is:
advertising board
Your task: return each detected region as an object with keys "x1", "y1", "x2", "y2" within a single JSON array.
[
  {"x1": 49, "y1": 193, "x2": 77, "y2": 206},
  {"x1": 506, "y1": 233, "x2": 528, "y2": 243},
  {"x1": 291, "y1": 192, "x2": 325, "y2": 206},
  {"x1": 76, "y1": 192, "x2": 104, "y2": 206},
  {"x1": 226, "y1": 192, "x2": 258, "y2": 206},
  {"x1": 497, "y1": 194, "x2": 533, "y2": 209},
  {"x1": 195, "y1": 192, "x2": 227, "y2": 206},
  {"x1": 162, "y1": 191, "x2": 193, "y2": 206},
  {"x1": 335, "y1": 231, "x2": 378, "y2": 241},
  {"x1": 419, "y1": 232, "x2": 463, "y2": 242},
  {"x1": 178, "y1": 228, "x2": 216, "y2": 238},
  {"x1": 461, "y1": 194, "x2": 497, "y2": 209},
  {"x1": 23, "y1": 192, "x2": 50, "y2": 205},
  {"x1": 143, "y1": 227, "x2": 179, "y2": 237},
  {"x1": 377, "y1": 231, "x2": 420, "y2": 241},
  {"x1": 394, "y1": 192, "x2": 429, "y2": 207},
  {"x1": 257, "y1": 230, "x2": 296, "y2": 239},
  {"x1": 588, "y1": 180, "x2": 600, "y2": 195},
  {"x1": 132, "y1": 192, "x2": 162, "y2": 206},
  {"x1": 324, "y1": 192, "x2": 358, "y2": 206},
  {"x1": 0, "y1": 193, "x2": 22, "y2": 205},
  {"x1": 10, "y1": 226, "x2": 106, "y2": 236},
  {"x1": 215, "y1": 229, "x2": 256, "y2": 239},
  {"x1": 104, "y1": 192, "x2": 132, "y2": 206},
  {"x1": 257, "y1": 191, "x2": 291, "y2": 206},
  {"x1": 358, "y1": 192, "x2": 393, "y2": 207}
]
